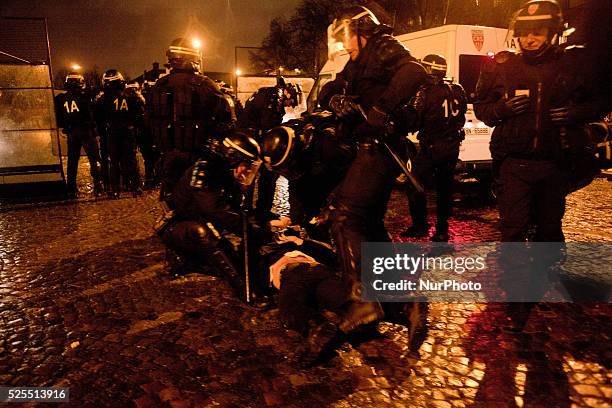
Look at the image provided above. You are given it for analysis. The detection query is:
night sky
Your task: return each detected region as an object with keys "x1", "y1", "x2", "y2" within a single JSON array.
[{"x1": 0, "y1": 0, "x2": 301, "y2": 77}]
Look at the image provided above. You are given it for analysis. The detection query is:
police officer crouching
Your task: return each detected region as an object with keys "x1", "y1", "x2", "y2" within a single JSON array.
[
  {"x1": 54, "y1": 72, "x2": 104, "y2": 198},
  {"x1": 400, "y1": 54, "x2": 467, "y2": 242},
  {"x1": 157, "y1": 131, "x2": 270, "y2": 303}
]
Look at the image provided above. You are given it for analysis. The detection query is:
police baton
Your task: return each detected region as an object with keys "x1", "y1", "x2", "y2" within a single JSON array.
[
  {"x1": 356, "y1": 105, "x2": 425, "y2": 194},
  {"x1": 241, "y1": 206, "x2": 252, "y2": 304}
]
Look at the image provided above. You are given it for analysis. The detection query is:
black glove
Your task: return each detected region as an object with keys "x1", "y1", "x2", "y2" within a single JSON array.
[
  {"x1": 549, "y1": 106, "x2": 576, "y2": 126},
  {"x1": 495, "y1": 95, "x2": 530, "y2": 119},
  {"x1": 328, "y1": 94, "x2": 358, "y2": 118}
]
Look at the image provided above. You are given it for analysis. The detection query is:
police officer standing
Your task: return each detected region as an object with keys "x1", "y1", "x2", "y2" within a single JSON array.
[
  {"x1": 145, "y1": 38, "x2": 236, "y2": 199},
  {"x1": 95, "y1": 70, "x2": 144, "y2": 198},
  {"x1": 325, "y1": 6, "x2": 427, "y2": 319},
  {"x1": 126, "y1": 81, "x2": 157, "y2": 188},
  {"x1": 54, "y1": 72, "x2": 103, "y2": 198},
  {"x1": 400, "y1": 54, "x2": 467, "y2": 242},
  {"x1": 474, "y1": 0, "x2": 608, "y2": 243}
]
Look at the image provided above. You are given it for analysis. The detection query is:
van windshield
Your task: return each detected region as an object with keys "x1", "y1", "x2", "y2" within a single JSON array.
[{"x1": 459, "y1": 55, "x2": 491, "y2": 102}]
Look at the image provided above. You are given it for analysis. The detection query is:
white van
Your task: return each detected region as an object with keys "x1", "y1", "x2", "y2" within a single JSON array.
[{"x1": 307, "y1": 24, "x2": 514, "y2": 181}]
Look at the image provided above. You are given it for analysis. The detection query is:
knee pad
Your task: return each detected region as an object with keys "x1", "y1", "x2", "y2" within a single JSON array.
[{"x1": 189, "y1": 224, "x2": 217, "y2": 249}]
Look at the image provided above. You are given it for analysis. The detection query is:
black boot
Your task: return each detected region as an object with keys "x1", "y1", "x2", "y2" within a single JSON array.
[
  {"x1": 165, "y1": 247, "x2": 186, "y2": 278},
  {"x1": 339, "y1": 301, "x2": 385, "y2": 333},
  {"x1": 400, "y1": 223, "x2": 431, "y2": 238},
  {"x1": 296, "y1": 318, "x2": 341, "y2": 366},
  {"x1": 430, "y1": 229, "x2": 449, "y2": 242}
]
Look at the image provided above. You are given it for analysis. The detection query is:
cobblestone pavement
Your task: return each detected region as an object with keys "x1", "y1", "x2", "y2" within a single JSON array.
[{"x1": 0, "y1": 167, "x2": 611, "y2": 407}]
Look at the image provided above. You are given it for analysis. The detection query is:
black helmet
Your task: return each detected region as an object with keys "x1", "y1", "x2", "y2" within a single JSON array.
[
  {"x1": 514, "y1": 0, "x2": 563, "y2": 36},
  {"x1": 512, "y1": 0, "x2": 564, "y2": 57},
  {"x1": 65, "y1": 72, "x2": 85, "y2": 90},
  {"x1": 125, "y1": 81, "x2": 141, "y2": 96},
  {"x1": 421, "y1": 54, "x2": 447, "y2": 78},
  {"x1": 166, "y1": 38, "x2": 201, "y2": 72},
  {"x1": 261, "y1": 122, "x2": 312, "y2": 181},
  {"x1": 208, "y1": 131, "x2": 262, "y2": 186},
  {"x1": 102, "y1": 69, "x2": 125, "y2": 90}
]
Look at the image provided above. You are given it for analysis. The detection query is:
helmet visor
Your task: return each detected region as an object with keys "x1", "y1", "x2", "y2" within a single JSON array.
[
  {"x1": 233, "y1": 159, "x2": 262, "y2": 187},
  {"x1": 327, "y1": 19, "x2": 354, "y2": 61}
]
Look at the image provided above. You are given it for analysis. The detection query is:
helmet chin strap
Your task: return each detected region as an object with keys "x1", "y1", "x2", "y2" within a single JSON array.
[{"x1": 521, "y1": 40, "x2": 553, "y2": 61}]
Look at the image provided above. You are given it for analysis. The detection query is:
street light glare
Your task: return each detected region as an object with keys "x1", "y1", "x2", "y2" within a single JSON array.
[
  {"x1": 192, "y1": 38, "x2": 202, "y2": 49},
  {"x1": 235, "y1": 69, "x2": 242, "y2": 76},
  {"x1": 71, "y1": 64, "x2": 81, "y2": 71}
]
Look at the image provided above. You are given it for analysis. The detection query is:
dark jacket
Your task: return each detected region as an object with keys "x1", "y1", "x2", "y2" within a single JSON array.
[
  {"x1": 145, "y1": 70, "x2": 235, "y2": 152},
  {"x1": 54, "y1": 89, "x2": 96, "y2": 130},
  {"x1": 168, "y1": 160, "x2": 242, "y2": 234},
  {"x1": 337, "y1": 30, "x2": 427, "y2": 141},
  {"x1": 409, "y1": 76, "x2": 467, "y2": 144},
  {"x1": 237, "y1": 86, "x2": 284, "y2": 134},
  {"x1": 95, "y1": 88, "x2": 145, "y2": 131},
  {"x1": 474, "y1": 46, "x2": 608, "y2": 161}
]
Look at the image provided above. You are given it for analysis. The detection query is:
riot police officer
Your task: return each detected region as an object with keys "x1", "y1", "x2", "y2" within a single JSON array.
[
  {"x1": 126, "y1": 81, "x2": 158, "y2": 188},
  {"x1": 54, "y1": 72, "x2": 103, "y2": 198},
  {"x1": 237, "y1": 77, "x2": 303, "y2": 222},
  {"x1": 400, "y1": 54, "x2": 467, "y2": 242},
  {"x1": 145, "y1": 38, "x2": 236, "y2": 199},
  {"x1": 95, "y1": 69, "x2": 144, "y2": 198},
  {"x1": 325, "y1": 6, "x2": 427, "y2": 306},
  {"x1": 261, "y1": 112, "x2": 354, "y2": 230},
  {"x1": 474, "y1": 0, "x2": 609, "y2": 324},
  {"x1": 474, "y1": 0, "x2": 608, "y2": 243},
  {"x1": 158, "y1": 131, "x2": 266, "y2": 301}
]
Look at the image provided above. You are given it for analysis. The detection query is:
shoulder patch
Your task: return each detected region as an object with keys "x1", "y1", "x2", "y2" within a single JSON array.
[{"x1": 494, "y1": 50, "x2": 517, "y2": 64}]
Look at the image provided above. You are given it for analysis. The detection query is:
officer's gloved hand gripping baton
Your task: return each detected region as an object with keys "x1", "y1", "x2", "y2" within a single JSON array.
[{"x1": 356, "y1": 104, "x2": 425, "y2": 194}]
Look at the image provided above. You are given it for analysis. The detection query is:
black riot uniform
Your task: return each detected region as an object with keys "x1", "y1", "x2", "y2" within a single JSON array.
[
  {"x1": 95, "y1": 70, "x2": 144, "y2": 197},
  {"x1": 158, "y1": 132, "x2": 269, "y2": 302},
  {"x1": 126, "y1": 82, "x2": 158, "y2": 188},
  {"x1": 54, "y1": 72, "x2": 103, "y2": 197},
  {"x1": 237, "y1": 78, "x2": 303, "y2": 222},
  {"x1": 401, "y1": 54, "x2": 468, "y2": 241},
  {"x1": 326, "y1": 7, "x2": 427, "y2": 286},
  {"x1": 145, "y1": 38, "x2": 236, "y2": 199},
  {"x1": 474, "y1": 0, "x2": 608, "y2": 243},
  {"x1": 261, "y1": 112, "x2": 355, "y2": 230}
]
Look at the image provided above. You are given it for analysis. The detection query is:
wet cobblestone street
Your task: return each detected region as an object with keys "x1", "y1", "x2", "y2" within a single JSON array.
[{"x1": 0, "y1": 172, "x2": 610, "y2": 407}]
